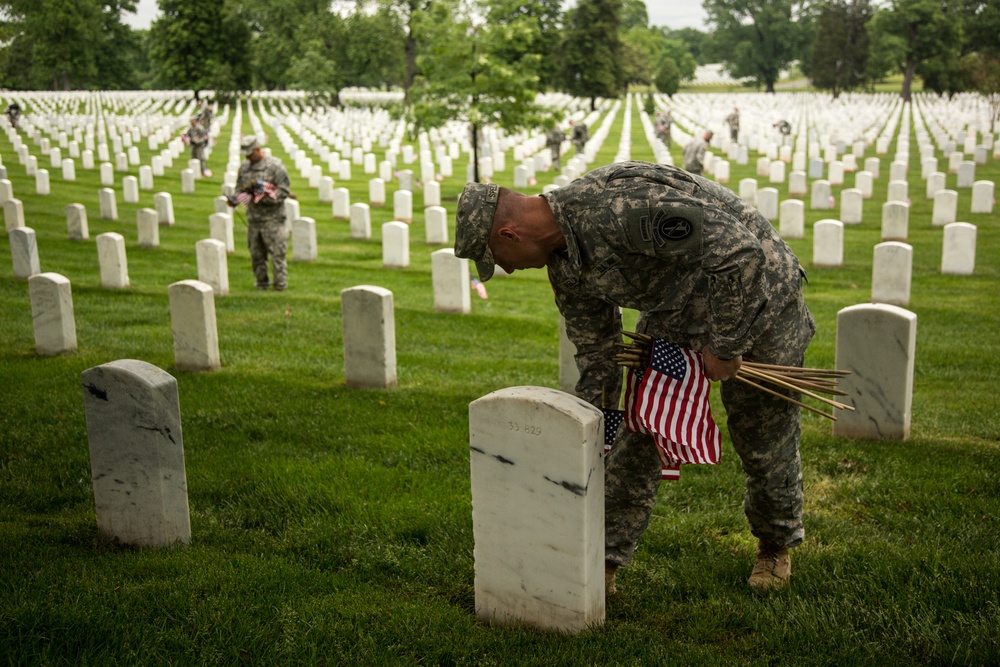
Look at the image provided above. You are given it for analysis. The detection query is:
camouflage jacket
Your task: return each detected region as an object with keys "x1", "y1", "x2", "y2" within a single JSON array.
[
  {"x1": 571, "y1": 123, "x2": 589, "y2": 144},
  {"x1": 236, "y1": 155, "x2": 292, "y2": 224},
  {"x1": 725, "y1": 112, "x2": 740, "y2": 131},
  {"x1": 541, "y1": 161, "x2": 808, "y2": 406},
  {"x1": 186, "y1": 125, "x2": 208, "y2": 148},
  {"x1": 682, "y1": 138, "x2": 707, "y2": 173},
  {"x1": 546, "y1": 128, "x2": 565, "y2": 150}
]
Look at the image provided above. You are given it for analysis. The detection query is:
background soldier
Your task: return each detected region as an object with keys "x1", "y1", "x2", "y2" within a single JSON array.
[
  {"x1": 682, "y1": 130, "x2": 713, "y2": 175},
  {"x1": 196, "y1": 99, "x2": 214, "y2": 130},
  {"x1": 546, "y1": 124, "x2": 566, "y2": 170},
  {"x1": 231, "y1": 136, "x2": 292, "y2": 291},
  {"x1": 725, "y1": 107, "x2": 740, "y2": 143},
  {"x1": 185, "y1": 116, "x2": 211, "y2": 177},
  {"x1": 570, "y1": 119, "x2": 589, "y2": 155},
  {"x1": 655, "y1": 110, "x2": 673, "y2": 149},
  {"x1": 5, "y1": 102, "x2": 21, "y2": 129},
  {"x1": 774, "y1": 119, "x2": 792, "y2": 136},
  {"x1": 453, "y1": 161, "x2": 815, "y2": 595}
]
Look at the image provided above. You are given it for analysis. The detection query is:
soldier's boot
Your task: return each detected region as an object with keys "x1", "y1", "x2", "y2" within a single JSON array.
[
  {"x1": 605, "y1": 562, "x2": 618, "y2": 595},
  {"x1": 747, "y1": 542, "x2": 791, "y2": 592}
]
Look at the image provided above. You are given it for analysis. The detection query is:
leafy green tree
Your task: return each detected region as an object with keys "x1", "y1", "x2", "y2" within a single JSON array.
[
  {"x1": 867, "y1": 0, "x2": 960, "y2": 102},
  {"x1": 0, "y1": 0, "x2": 135, "y2": 89},
  {"x1": 810, "y1": 0, "x2": 873, "y2": 98},
  {"x1": 619, "y1": 0, "x2": 648, "y2": 31},
  {"x1": 560, "y1": 0, "x2": 624, "y2": 106},
  {"x1": 969, "y1": 52, "x2": 1000, "y2": 132},
  {"x1": 704, "y1": 0, "x2": 812, "y2": 93},
  {"x1": 150, "y1": 0, "x2": 249, "y2": 95},
  {"x1": 654, "y1": 57, "x2": 681, "y2": 96},
  {"x1": 342, "y1": 9, "x2": 406, "y2": 90},
  {"x1": 407, "y1": 0, "x2": 549, "y2": 182},
  {"x1": 666, "y1": 27, "x2": 712, "y2": 65}
]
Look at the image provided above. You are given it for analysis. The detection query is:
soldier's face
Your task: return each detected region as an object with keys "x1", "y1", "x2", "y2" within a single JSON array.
[
  {"x1": 248, "y1": 148, "x2": 263, "y2": 163},
  {"x1": 490, "y1": 235, "x2": 549, "y2": 275}
]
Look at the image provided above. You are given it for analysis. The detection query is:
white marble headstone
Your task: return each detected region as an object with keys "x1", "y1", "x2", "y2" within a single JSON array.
[
  {"x1": 813, "y1": 219, "x2": 844, "y2": 267},
  {"x1": 970, "y1": 180, "x2": 994, "y2": 214},
  {"x1": 66, "y1": 203, "x2": 89, "y2": 241},
  {"x1": 99, "y1": 188, "x2": 118, "y2": 221},
  {"x1": 470, "y1": 386, "x2": 605, "y2": 633},
  {"x1": 333, "y1": 188, "x2": 351, "y2": 218},
  {"x1": 382, "y1": 221, "x2": 409, "y2": 268},
  {"x1": 871, "y1": 242, "x2": 912, "y2": 306},
  {"x1": 29, "y1": 272, "x2": 77, "y2": 355},
  {"x1": 154, "y1": 192, "x2": 175, "y2": 226},
  {"x1": 394, "y1": 189, "x2": 413, "y2": 224},
  {"x1": 840, "y1": 188, "x2": 863, "y2": 225},
  {"x1": 136, "y1": 208, "x2": 160, "y2": 248},
  {"x1": 833, "y1": 304, "x2": 916, "y2": 440},
  {"x1": 881, "y1": 201, "x2": 909, "y2": 241},
  {"x1": 293, "y1": 217, "x2": 318, "y2": 262},
  {"x1": 97, "y1": 232, "x2": 129, "y2": 289},
  {"x1": 4, "y1": 197, "x2": 25, "y2": 233},
  {"x1": 341, "y1": 285, "x2": 397, "y2": 389},
  {"x1": 932, "y1": 190, "x2": 957, "y2": 226},
  {"x1": 81, "y1": 359, "x2": 191, "y2": 547},
  {"x1": 168, "y1": 280, "x2": 221, "y2": 372},
  {"x1": 425, "y1": 206, "x2": 448, "y2": 245},
  {"x1": 431, "y1": 248, "x2": 470, "y2": 314},
  {"x1": 9, "y1": 226, "x2": 40, "y2": 279},
  {"x1": 810, "y1": 180, "x2": 832, "y2": 210},
  {"x1": 196, "y1": 239, "x2": 229, "y2": 296},
  {"x1": 779, "y1": 199, "x2": 804, "y2": 239},
  {"x1": 941, "y1": 223, "x2": 976, "y2": 275},
  {"x1": 349, "y1": 203, "x2": 371, "y2": 240}
]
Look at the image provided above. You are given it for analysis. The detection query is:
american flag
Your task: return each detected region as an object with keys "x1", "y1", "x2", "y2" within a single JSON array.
[
  {"x1": 626, "y1": 338, "x2": 721, "y2": 469},
  {"x1": 605, "y1": 403, "x2": 681, "y2": 481},
  {"x1": 234, "y1": 181, "x2": 278, "y2": 207}
]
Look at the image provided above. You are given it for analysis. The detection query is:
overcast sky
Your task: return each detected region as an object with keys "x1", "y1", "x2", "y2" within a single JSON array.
[{"x1": 123, "y1": 0, "x2": 706, "y2": 31}]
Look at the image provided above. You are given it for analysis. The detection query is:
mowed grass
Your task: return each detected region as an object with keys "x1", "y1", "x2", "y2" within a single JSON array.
[{"x1": 1, "y1": 96, "x2": 998, "y2": 665}]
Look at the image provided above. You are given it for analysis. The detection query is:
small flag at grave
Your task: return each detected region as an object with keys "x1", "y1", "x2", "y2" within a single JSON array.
[
  {"x1": 234, "y1": 180, "x2": 278, "y2": 207},
  {"x1": 471, "y1": 278, "x2": 488, "y2": 299}
]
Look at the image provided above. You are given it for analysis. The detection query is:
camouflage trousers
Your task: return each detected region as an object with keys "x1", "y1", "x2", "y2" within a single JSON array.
[
  {"x1": 191, "y1": 146, "x2": 206, "y2": 173},
  {"x1": 605, "y1": 295, "x2": 816, "y2": 567},
  {"x1": 550, "y1": 148, "x2": 561, "y2": 171},
  {"x1": 247, "y1": 219, "x2": 288, "y2": 290}
]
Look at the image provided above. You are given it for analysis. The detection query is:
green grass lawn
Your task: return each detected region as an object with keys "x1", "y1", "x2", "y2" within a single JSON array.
[{"x1": 1, "y1": 95, "x2": 998, "y2": 665}]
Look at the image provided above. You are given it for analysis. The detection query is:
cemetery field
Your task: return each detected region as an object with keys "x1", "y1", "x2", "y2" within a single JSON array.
[{"x1": 1, "y1": 95, "x2": 999, "y2": 664}]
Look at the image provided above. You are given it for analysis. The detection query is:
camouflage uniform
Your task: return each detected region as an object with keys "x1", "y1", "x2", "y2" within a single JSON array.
[
  {"x1": 682, "y1": 136, "x2": 708, "y2": 175},
  {"x1": 186, "y1": 123, "x2": 209, "y2": 174},
  {"x1": 237, "y1": 154, "x2": 292, "y2": 290},
  {"x1": 539, "y1": 161, "x2": 815, "y2": 567},
  {"x1": 725, "y1": 110, "x2": 740, "y2": 142},
  {"x1": 571, "y1": 122, "x2": 589, "y2": 155},
  {"x1": 546, "y1": 128, "x2": 566, "y2": 170},
  {"x1": 655, "y1": 112, "x2": 672, "y2": 149},
  {"x1": 197, "y1": 104, "x2": 214, "y2": 130}
]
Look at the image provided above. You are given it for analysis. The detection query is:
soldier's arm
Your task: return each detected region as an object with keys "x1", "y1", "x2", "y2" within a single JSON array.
[
  {"x1": 268, "y1": 164, "x2": 292, "y2": 205},
  {"x1": 699, "y1": 208, "x2": 769, "y2": 361},
  {"x1": 553, "y1": 285, "x2": 623, "y2": 408}
]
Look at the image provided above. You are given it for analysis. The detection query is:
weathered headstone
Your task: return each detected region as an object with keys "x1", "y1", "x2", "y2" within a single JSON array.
[
  {"x1": 739, "y1": 178, "x2": 757, "y2": 205},
  {"x1": 382, "y1": 221, "x2": 409, "y2": 268},
  {"x1": 881, "y1": 201, "x2": 909, "y2": 241},
  {"x1": 292, "y1": 217, "x2": 318, "y2": 262},
  {"x1": 99, "y1": 188, "x2": 118, "y2": 221},
  {"x1": 62, "y1": 158, "x2": 76, "y2": 182},
  {"x1": 713, "y1": 160, "x2": 730, "y2": 183},
  {"x1": 855, "y1": 171, "x2": 873, "y2": 199},
  {"x1": 9, "y1": 227, "x2": 40, "y2": 279},
  {"x1": 66, "y1": 203, "x2": 89, "y2": 241},
  {"x1": 181, "y1": 169, "x2": 195, "y2": 194},
  {"x1": 35, "y1": 168, "x2": 50, "y2": 195},
  {"x1": 394, "y1": 189, "x2": 413, "y2": 224},
  {"x1": 431, "y1": 248, "x2": 470, "y2": 314},
  {"x1": 425, "y1": 180, "x2": 441, "y2": 207},
  {"x1": 757, "y1": 187, "x2": 778, "y2": 221},
  {"x1": 349, "y1": 203, "x2": 371, "y2": 240},
  {"x1": 932, "y1": 190, "x2": 957, "y2": 226},
  {"x1": 195, "y1": 239, "x2": 229, "y2": 296},
  {"x1": 833, "y1": 304, "x2": 916, "y2": 440},
  {"x1": 341, "y1": 285, "x2": 397, "y2": 389},
  {"x1": 788, "y1": 170, "x2": 807, "y2": 197},
  {"x1": 154, "y1": 192, "x2": 175, "y2": 226},
  {"x1": 887, "y1": 179, "x2": 908, "y2": 203},
  {"x1": 425, "y1": 206, "x2": 449, "y2": 245},
  {"x1": 319, "y1": 176, "x2": 335, "y2": 204},
  {"x1": 871, "y1": 242, "x2": 912, "y2": 306},
  {"x1": 208, "y1": 212, "x2": 234, "y2": 254},
  {"x1": 81, "y1": 359, "x2": 191, "y2": 547},
  {"x1": 168, "y1": 280, "x2": 221, "y2": 372},
  {"x1": 97, "y1": 232, "x2": 130, "y2": 289},
  {"x1": 469, "y1": 386, "x2": 605, "y2": 633},
  {"x1": 369, "y1": 178, "x2": 385, "y2": 207},
  {"x1": 971, "y1": 180, "x2": 994, "y2": 214},
  {"x1": 136, "y1": 208, "x2": 160, "y2": 248},
  {"x1": 810, "y1": 180, "x2": 832, "y2": 210},
  {"x1": 333, "y1": 188, "x2": 351, "y2": 219},
  {"x1": 941, "y1": 223, "x2": 976, "y2": 275},
  {"x1": 4, "y1": 197, "x2": 25, "y2": 233},
  {"x1": 840, "y1": 188, "x2": 863, "y2": 225},
  {"x1": 926, "y1": 172, "x2": 945, "y2": 200},
  {"x1": 813, "y1": 219, "x2": 844, "y2": 267},
  {"x1": 28, "y1": 272, "x2": 77, "y2": 355},
  {"x1": 779, "y1": 199, "x2": 804, "y2": 239}
]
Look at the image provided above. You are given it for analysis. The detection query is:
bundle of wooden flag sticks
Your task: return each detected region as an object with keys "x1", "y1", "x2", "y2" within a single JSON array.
[{"x1": 615, "y1": 331, "x2": 854, "y2": 421}]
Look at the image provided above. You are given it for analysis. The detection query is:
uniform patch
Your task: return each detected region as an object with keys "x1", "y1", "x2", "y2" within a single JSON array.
[{"x1": 627, "y1": 205, "x2": 703, "y2": 258}]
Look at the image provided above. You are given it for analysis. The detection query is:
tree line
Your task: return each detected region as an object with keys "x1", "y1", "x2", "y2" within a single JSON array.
[{"x1": 0, "y1": 0, "x2": 997, "y2": 113}]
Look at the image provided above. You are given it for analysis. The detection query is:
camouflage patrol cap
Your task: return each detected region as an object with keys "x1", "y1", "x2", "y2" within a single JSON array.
[
  {"x1": 241, "y1": 136, "x2": 260, "y2": 156},
  {"x1": 454, "y1": 182, "x2": 500, "y2": 281}
]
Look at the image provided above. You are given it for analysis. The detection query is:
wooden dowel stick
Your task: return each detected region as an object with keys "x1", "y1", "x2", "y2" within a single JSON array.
[
  {"x1": 740, "y1": 367, "x2": 854, "y2": 411},
  {"x1": 732, "y1": 375, "x2": 836, "y2": 421}
]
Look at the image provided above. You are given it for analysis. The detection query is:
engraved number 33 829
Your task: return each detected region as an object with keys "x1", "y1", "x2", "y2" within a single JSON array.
[{"x1": 507, "y1": 422, "x2": 542, "y2": 436}]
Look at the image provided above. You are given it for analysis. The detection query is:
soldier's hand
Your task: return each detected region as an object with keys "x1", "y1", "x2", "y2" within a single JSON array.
[{"x1": 702, "y1": 346, "x2": 742, "y2": 382}]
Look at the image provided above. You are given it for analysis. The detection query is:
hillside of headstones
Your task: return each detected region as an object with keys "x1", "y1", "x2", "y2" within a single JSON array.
[{"x1": 2, "y1": 88, "x2": 995, "y2": 632}]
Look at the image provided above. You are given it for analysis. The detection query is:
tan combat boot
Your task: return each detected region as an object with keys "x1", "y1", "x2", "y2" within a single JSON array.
[
  {"x1": 605, "y1": 562, "x2": 618, "y2": 595},
  {"x1": 747, "y1": 542, "x2": 791, "y2": 592}
]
